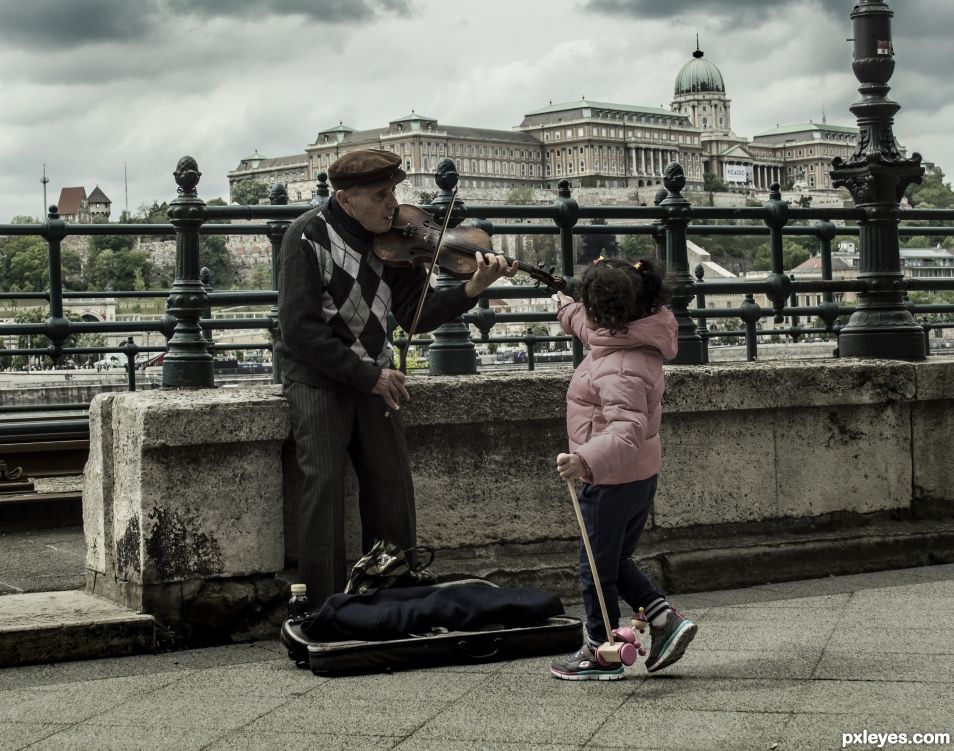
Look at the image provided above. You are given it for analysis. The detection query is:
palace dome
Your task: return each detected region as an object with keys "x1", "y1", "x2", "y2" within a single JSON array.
[{"x1": 674, "y1": 48, "x2": 725, "y2": 95}]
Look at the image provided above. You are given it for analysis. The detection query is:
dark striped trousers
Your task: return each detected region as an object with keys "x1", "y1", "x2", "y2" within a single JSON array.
[{"x1": 283, "y1": 379, "x2": 416, "y2": 604}]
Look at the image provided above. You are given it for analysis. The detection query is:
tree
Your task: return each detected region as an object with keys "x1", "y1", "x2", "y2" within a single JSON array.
[
  {"x1": 84, "y1": 247, "x2": 154, "y2": 291},
  {"x1": 199, "y1": 235, "x2": 238, "y2": 288},
  {"x1": 506, "y1": 185, "x2": 535, "y2": 204},
  {"x1": 246, "y1": 261, "x2": 273, "y2": 290},
  {"x1": 1, "y1": 236, "x2": 49, "y2": 292},
  {"x1": 231, "y1": 179, "x2": 269, "y2": 206},
  {"x1": 579, "y1": 217, "x2": 618, "y2": 264},
  {"x1": 10, "y1": 307, "x2": 104, "y2": 367},
  {"x1": 0, "y1": 234, "x2": 85, "y2": 292},
  {"x1": 88, "y1": 233, "x2": 134, "y2": 255},
  {"x1": 704, "y1": 171, "x2": 729, "y2": 192},
  {"x1": 618, "y1": 234, "x2": 658, "y2": 263},
  {"x1": 905, "y1": 166, "x2": 954, "y2": 209},
  {"x1": 752, "y1": 238, "x2": 812, "y2": 272}
]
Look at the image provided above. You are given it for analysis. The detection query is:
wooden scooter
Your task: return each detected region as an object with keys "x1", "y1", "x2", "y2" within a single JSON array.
[{"x1": 565, "y1": 480, "x2": 647, "y2": 667}]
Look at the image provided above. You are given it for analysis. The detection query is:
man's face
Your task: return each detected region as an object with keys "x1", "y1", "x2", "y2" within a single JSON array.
[{"x1": 338, "y1": 182, "x2": 399, "y2": 234}]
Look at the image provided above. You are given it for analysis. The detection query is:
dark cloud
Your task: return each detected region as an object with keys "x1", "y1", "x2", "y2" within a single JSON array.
[
  {"x1": 0, "y1": 0, "x2": 413, "y2": 49},
  {"x1": 0, "y1": 0, "x2": 152, "y2": 47},
  {"x1": 582, "y1": 0, "x2": 847, "y2": 24},
  {"x1": 164, "y1": 0, "x2": 413, "y2": 21}
]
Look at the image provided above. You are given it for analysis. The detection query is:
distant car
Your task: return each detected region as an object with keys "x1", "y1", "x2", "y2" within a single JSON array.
[{"x1": 94, "y1": 356, "x2": 123, "y2": 369}]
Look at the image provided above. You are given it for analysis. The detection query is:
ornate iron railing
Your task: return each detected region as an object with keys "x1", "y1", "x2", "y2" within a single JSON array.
[{"x1": 2, "y1": 161, "x2": 954, "y2": 396}]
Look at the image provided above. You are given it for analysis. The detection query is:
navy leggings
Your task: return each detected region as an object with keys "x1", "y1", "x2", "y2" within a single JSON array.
[{"x1": 577, "y1": 475, "x2": 665, "y2": 643}]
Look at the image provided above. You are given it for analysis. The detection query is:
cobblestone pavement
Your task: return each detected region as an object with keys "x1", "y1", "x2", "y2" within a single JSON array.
[{"x1": 1, "y1": 564, "x2": 952, "y2": 751}]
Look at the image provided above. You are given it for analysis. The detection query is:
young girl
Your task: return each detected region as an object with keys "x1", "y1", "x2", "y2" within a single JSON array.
[{"x1": 550, "y1": 257, "x2": 697, "y2": 681}]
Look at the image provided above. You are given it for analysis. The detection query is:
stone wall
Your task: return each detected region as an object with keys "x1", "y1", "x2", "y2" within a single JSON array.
[{"x1": 83, "y1": 356, "x2": 954, "y2": 642}]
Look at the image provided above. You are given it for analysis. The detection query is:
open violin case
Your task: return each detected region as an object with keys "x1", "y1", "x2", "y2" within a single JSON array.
[{"x1": 280, "y1": 578, "x2": 582, "y2": 676}]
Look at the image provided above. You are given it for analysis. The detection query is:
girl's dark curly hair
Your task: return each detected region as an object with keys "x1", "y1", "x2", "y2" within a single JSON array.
[{"x1": 579, "y1": 257, "x2": 671, "y2": 333}]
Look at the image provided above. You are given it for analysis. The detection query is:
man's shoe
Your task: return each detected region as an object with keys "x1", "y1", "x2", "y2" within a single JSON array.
[
  {"x1": 550, "y1": 644, "x2": 625, "y2": 681},
  {"x1": 645, "y1": 609, "x2": 697, "y2": 673}
]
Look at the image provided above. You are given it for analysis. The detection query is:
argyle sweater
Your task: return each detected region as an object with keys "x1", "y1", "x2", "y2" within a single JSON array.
[{"x1": 276, "y1": 198, "x2": 478, "y2": 392}]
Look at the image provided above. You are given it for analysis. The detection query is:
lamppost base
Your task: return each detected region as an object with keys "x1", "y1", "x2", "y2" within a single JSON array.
[
  {"x1": 427, "y1": 343, "x2": 477, "y2": 375},
  {"x1": 162, "y1": 359, "x2": 214, "y2": 388},
  {"x1": 838, "y1": 325, "x2": 925, "y2": 361},
  {"x1": 669, "y1": 338, "x2": 707, "y2": 365}
]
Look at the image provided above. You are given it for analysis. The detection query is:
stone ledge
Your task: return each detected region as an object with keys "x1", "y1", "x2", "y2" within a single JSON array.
[
  {"x1": 399, "y1": 516, "x2": 954, "y2": 602},
  {"x1": 0, "y1": 591, "x2": 154, "y2": 667}
]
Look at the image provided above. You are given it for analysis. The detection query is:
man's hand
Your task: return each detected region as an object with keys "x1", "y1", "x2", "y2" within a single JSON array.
[
  {"x1": 463, "y1": 251, "x2": 519, "y2": 298},
  {"x1": 556, "y1": 452, "x2": 587, "y2": 481},
  {"x1": 371, "y1": 368, "x2": 410, "y2": 411}
]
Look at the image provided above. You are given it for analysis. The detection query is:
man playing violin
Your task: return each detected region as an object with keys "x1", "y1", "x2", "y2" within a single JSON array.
[{"x1": 277, "y1": 148, "x2": 517, "y2": 603}]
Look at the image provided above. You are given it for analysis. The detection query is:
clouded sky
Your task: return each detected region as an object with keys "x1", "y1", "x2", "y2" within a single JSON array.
[{"x1": 1, "y1": 0, "x2": 952, "y2": 223}]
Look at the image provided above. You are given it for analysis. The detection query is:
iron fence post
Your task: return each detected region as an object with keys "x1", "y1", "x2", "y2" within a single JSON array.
[
  {"x1": 199, "y1": 267, "x2": 214, "y2": 350},
  {"x1": 830, "y1": 0, "x2": 925, "y2": 360},
  {"x1": 653, "y1": 187, "x2": 669, "y2": 267},
  {"x1": 42, "y1": 205, "x2": 70, "y2": 363},
  {"x1": 424, "y1": 159, "x2": 477, "y2": 375},
  {"x1": 816, "y1": 221, "x2": 841, "y2": 333},
  {"x1": 267, "y1": 183, "x2": 291, "y2": 385},
  {"x1": 552, "y1": 180, "x2": 581, "y2": 365},
  {"x1": 693, "y1": 264, "x2": 710, "y2": 362},
  {"x1": 762, "y1": 184, "x2": 792, "y2": 324},
  {"x1": 660, "y1": 163, "x2": 704, "y2": 364},
  {"x1": 310, "y1": 171, "x2": 330, "y2": 207},
  {"x1": 740, "y1": 293, "x2": 762, "y2": 361},
  {"x1": 121, "y1": 336, "x2": 138, "y2": 391},
  {"x1": 163, "y1": 156, "x2": 213, "y2": 387}
]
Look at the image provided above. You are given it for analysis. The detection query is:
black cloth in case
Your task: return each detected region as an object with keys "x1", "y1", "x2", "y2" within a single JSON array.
[
  {"x1": 301, "y1": 583, "x2": 564, "y2": 641},
  {"x1": 281, "y1": 580, "x2": 583, "y2": 676}
]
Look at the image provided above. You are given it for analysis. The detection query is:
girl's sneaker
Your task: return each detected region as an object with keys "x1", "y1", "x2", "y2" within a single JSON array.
[
  {"x1": 645, "y1": 609, "x2": 697, "y2": 673},
  {"x1": 550, "y1": 644, "x2": 625, "y2": 681}
]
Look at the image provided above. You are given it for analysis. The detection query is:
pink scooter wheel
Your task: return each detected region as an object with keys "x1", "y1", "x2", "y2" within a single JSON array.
[{"x1": 618, "y1": 642, "x2": 638, "y2": 666}]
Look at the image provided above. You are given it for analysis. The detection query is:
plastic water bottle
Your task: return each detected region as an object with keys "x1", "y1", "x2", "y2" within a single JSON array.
[{"x1": 288, "y1": 583, "x2": 310, "y2": 620}]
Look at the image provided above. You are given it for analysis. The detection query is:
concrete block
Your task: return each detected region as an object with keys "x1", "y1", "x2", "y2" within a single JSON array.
[
  {"x1": 411, "y1": 419, "x2": 573, "y2": 549},
  {"x1": 664, "y1": 358, "x2": 916, "y2": 414},
  {"x1": 912, "y1": 400, "x2": 954, "y2": 505},
  {"x1": 656, "y1": 411, "x2": 777, "y2": 527},
  {"x1": 776, "y1": 403, "x2": 911, "y2": 516},
  {"x1": 83, "y1": 393, "x2": 117, "y2": 576}
]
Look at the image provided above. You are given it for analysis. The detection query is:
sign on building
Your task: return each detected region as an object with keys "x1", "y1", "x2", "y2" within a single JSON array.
[{"x1": 725, "y1": 164, "x2": 748, "y2": 183}]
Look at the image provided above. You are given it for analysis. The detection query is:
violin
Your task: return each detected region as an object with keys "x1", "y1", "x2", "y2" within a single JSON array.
[{"x1": 372, "y1": 204, "x2": 568, "y2": 292}]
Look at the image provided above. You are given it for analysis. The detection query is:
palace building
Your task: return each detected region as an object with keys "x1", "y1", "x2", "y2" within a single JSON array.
[{"x1": 228, "y1": 46, "x2": 858, "y2": 202}]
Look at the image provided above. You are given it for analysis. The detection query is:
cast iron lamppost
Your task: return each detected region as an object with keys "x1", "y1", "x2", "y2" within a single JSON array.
[
  {"x1": 830, "y1": 0, "x2": 925, "y2": 360},
  {"x1": 162, "y1": 156, "x2": 213, "y2": 387},
  {"x1": 424, "y1": 159, "x2": 478, "y2": 375}
]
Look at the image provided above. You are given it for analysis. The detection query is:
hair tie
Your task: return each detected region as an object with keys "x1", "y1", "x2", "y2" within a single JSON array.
[
  {"x1": 593, "y1": 255, "x2": 605, "y2": 266},
  {"x1": 633, "y1": 261, "x2": 643, "y2": 271}
]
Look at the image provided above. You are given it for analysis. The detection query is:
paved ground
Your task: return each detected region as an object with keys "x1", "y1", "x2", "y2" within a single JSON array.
[{"x1": 1, "y1": 564, "x2": 952, "y2": 751}]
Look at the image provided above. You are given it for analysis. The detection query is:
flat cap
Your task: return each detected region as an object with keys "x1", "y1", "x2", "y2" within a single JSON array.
[{"x1": 328, "y1": 149, "x2": 406, "y2": 191}]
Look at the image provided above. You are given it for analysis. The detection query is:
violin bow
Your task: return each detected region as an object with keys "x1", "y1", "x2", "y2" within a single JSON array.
[{"x1": 398, "y1": 187, "x2": 459, "y2": 373}]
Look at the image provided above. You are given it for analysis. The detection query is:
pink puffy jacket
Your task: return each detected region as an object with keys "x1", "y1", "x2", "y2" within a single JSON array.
[{"x1": 557, "y1": 302, "x2": 678, "y2": 485}]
